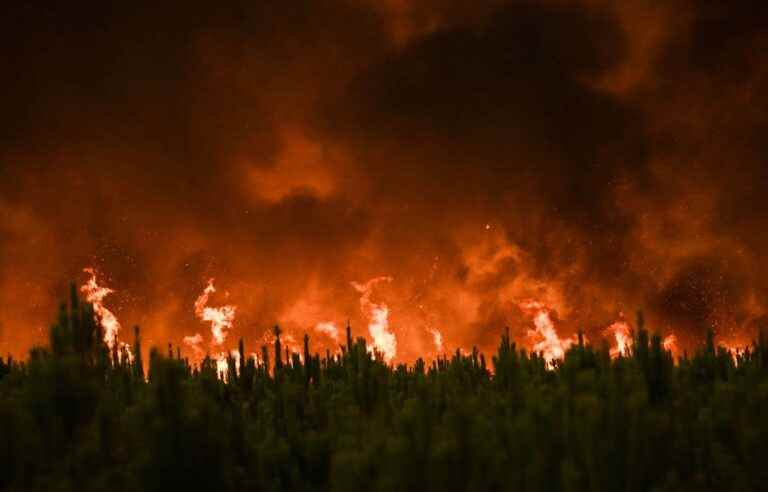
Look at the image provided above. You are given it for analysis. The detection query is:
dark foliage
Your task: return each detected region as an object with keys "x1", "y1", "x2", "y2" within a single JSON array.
[{"x1": 1, "y1": 292, "x2": 767, "y2": 491}]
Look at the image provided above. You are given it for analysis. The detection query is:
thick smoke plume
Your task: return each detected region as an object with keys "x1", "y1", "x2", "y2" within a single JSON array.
[{"x1": 1, "y1": 0, "x2": 766, "y2": 361}]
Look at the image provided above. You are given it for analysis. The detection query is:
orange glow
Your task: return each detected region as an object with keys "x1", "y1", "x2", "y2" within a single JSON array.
[
  {"x1": 605, "y1": 317, "x2": 632, "y2": 358},
  {"x1": 352, "y1": 277, "x2": 397, "y2": 362},
  {"x1": 81, "y1": 268, "x2": 122, "y2": 349},
  {"x1": 183, "y1": 333, "x2": 205, "y2": 362},
  {"x1": 314, "y1": 322, "x2": 339, "y2": 341},
  {"x1": 194, "y1": 279, "x2": 236, "y2": 347},
  {"x1": 428, "y1": 327, "x2": 444, "y2": 353},
  {"x1": 215, "y1": 352, "x2": 230, "y2": 378},
  {"x1": 662, "y1": 334, "x2": 678, "y2": 355},
  {"x1": 1, "y1": 0, "x2": 765, "y2": 367},
  {"x1": 518, "y1": 300, "x2": 575, "y2": 365}
]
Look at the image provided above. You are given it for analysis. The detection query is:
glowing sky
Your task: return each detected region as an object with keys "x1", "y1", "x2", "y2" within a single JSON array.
[{"x1": 1, "y1": 1, "x2": 766, "y2": 361}]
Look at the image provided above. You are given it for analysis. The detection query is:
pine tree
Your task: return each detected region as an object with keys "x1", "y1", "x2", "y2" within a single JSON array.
[
  {"x1": 133, "y1": 325, "x2": 144, "y2": 381},
  {"x1": 274, "y1": 325, "x2": 283, "y2": 372}
]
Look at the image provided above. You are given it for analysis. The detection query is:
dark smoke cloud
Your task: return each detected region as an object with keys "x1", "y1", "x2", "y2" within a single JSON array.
[{"x1": 0, "y1": 0, "x2": 766, "y2": 359}]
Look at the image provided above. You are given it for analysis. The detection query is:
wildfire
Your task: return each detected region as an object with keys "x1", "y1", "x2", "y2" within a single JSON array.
[
  {"x1": 352, "y1": 276, "x2": 397, "y2": 362},
  {"x1": 194, "y1": 278, "x2": 236, "y2": 346},
  {"x1": 720, "y1": 340, "x2": 747, "y2": 363},
  {"x1": 662, "y1": 334, "x2": 677, "y2": 354},
  {"x1": 216, "y1": 353, "x2": 229, "y2": 377},
  {"x1": 428, "y1": 327, "x2": 444, "y2": 352},
  {"x1": 315, "y1": 321, "x2": 339, "y2": 341},
  {"x1": 183, "y1": 333, "x2": 205, "y2": 361},
  {"x1": 257, "y1": 330, "x2": 304, "y2": 359},
  {"x1": 215, "y1": 349, "x2": 241, "y2": 379},
  {"x1": 79, "y1": 269, "x2": 698, "y2": 372},
  {"x1": 519, "y1": 300, "x2": 575, "y2": 365},
  {"x1": 120, "y1": 344, "x2": 134, "y2": 364},
  {"x1": 81, "y1": 268, "x2": 122, "y2": 349},
  {"x1": 605, "y1": 318, "x2": 633, "y2": 358}
]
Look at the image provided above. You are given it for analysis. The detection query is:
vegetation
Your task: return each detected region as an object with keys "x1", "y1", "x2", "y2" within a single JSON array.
[{"x1": 1, "y1": 287, "x2": 767, "y2": 492}]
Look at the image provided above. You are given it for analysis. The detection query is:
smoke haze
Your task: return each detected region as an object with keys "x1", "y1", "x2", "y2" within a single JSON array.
[{"x1": 1, "y1": 0, "x2": 766, "y2": 360}]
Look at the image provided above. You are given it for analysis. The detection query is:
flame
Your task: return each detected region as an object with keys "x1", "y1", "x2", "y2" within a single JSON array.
[
  {"x1": 215, "y1": 352, "x2": 229, "y2": 377},
  {"x1": 194, "y1": 278, "x2": 236, "y2": 346},
  {"x1": 662, "y1": 334, "x2": 677, "y2": 354},
  {"x1": 183, "y1": 333, "x2": 205, "y2": 361},
  {"x1": 315, "y1": 321, "x2": 339, "y2": 341},
  {"x1": 428, "y1": 326, "x2": 444, "y2": 352},
  {"x1": 257, "y1": 330, "x2": 303, "y2": 358},
  {"x1": 721, "y1": 339, "x2": 747, "y2": 362},
  {"x1": 282, "y1": 333, "x2": 304, "y2": 361},
  {"x1": 605, "y1": 318, "x2": 633, "y2": 358},
  {"x1": 214, "y1": 350, "x2": 243, "y2": 380},
  {"x1": 352, "y1": 276, "x2": 397, "y2": 362},
  {"x1": 120, "y1": 342, "x2": 134, "y2": 364},
  {"x1": 519, "y1": 300, "x2": 575, "y2": 365},
  {"x1": 81, "y1": 268, "x2": 122, "y2": 349}
]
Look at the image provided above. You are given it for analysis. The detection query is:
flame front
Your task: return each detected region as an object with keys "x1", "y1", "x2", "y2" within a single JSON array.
[
  {"x1": 352, "y1": 277, "x2": 397, "y2": 362},
  {"x1": 605, "y1": 319, "x2": 633, "y2": 358},
  {"x1": 215, "y1": 350, "x2": 241, "y2": 379},
  {"x1": 81, "y1": 268, "x2": 122, "y2": 349},
  {"x1": 428, "y1": 327, "x2": 444, "y2": 353},
  {"x1": 519, "y1": 300, "x2": 575, "y2": 365},
  {"x1": 194, "y1": 278, "x2": 236, "y2": 346}
]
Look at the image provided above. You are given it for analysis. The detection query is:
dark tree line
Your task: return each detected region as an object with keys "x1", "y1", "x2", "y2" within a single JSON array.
[{"x1": 1, "y1": 287, "x2": 767, "y2": 491}]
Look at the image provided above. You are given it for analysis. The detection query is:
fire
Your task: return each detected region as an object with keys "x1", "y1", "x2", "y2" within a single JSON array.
[
  {"x1": 281, "y1": 333, "x2": 304, "y2": 360},
  {"x1": 315, "y1": 321, "x2": 339, "y2": 341},
  {"x1": 662, "y1": 334, "x2": 677, "y2": 354},
  {"x1": 720, "y1": 339, "x2": 747, "y2": 362},
  {"x1": 428, "y1": 327, "x2": 444, "y2": 352},
  {"x1": 194, "y1": 278, "x2": 236, "y2": 346},
  {"x1": 605, "y1": 318, "x2": 633, "y2": 358},
  {"x1": 257, "y1": 330, "x2": 302, "y2": 356},
  {"x1": 215, "y1": 349, "x2": 241, "y2": 379},
  {"x1": 215, "y1": 353, "x2": 229, "y2": 377},
  {"x1": 121, "y1": 343, "x2": 134, "y2": 364},
  {"x1": 352, "y1": 277, "x2": 397, "y2": 362},
  {"x1": 519, "y1": 300, "x2": 575, "y2": 365},
  {"x1": 79, "y1": 268, "x2": 698, "y2": 371},
  {"x1": 81, "y1": 268, "x2": 122, "y2": 349},
  {"x1": 183, "y1": 333, "x2": 205, "y2": 361}
]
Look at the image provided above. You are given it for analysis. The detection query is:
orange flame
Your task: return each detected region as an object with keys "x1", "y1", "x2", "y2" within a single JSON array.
[
  {"x1": 183, "y1": 333, "x2": 205, "y2": 361},
  {"x1": 428, "y1": 326, "x2": 444, "y2": 353},
  {"x1": 214, "y1": 349, "x2": 242, "y2": 379},
  {"x1": 605, "y1": 318, "x2": 633, "y2": 358},
  {"x1": 120, "y1": 343, "x2": 134, "y2": 364},
  {"x1": 352, "y1": 276, "x2": 397, "y2": 362},
  {"x1": 314, "y1": 321, "x2": 339, "y2": 341},
  {"x1": 662, "y1": 334, "x2": 677, "y2": 354},
  {"x1": 81, "y1": 268, "x2": 122, "y2": 349},
  {"x1": 194, "y1": 278, "x2": 236, "y2": 346},
  {"x1": 215, "y1": 352, "x2": 229, "y2": 377},
  {"x1": 519, "y1": 299, "x2": 575, "y2": 365}
]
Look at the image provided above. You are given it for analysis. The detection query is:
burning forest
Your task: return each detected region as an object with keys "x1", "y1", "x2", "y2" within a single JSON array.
[{"x1": 1, "y1": 0, "x2": 768, "y2": 490}]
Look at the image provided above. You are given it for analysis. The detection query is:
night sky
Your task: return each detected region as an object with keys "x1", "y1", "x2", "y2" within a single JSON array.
[{"x1": 1, "y1": 1, "x2": 767, "y2": 361}]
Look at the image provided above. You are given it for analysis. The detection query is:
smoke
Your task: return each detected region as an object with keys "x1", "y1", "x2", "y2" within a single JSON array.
[{"x1": 0, "y1": 1, "x2": 766, "y2": 361}]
